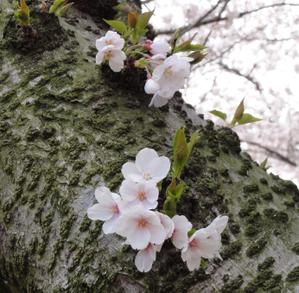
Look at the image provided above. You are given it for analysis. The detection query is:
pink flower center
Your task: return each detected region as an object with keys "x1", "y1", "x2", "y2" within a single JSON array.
[
  {"x1": 138, "y1": 190, "x2": 146, "y2": 201},
  {"x1": 111, "y1": 204, "x2": 119, "y2": 214},
  {"x1": 143, "y1": 172, "x2": 152, "y2": 180},
  {"x1": 105, "y1": 40, "x2": 113, "y2": 45},
  {"x1": 138, "y1": 218, "x2": 148, "y2": 228},
  {"x1": 189, "y1": 239, "x2": 199, "y2": 249},
  {"x1": 104, "y1": 50, "x2": 113, "y2": 60}
]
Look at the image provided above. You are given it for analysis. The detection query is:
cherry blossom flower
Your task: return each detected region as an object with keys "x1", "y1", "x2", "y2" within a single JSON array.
[
  {"x1": 144, "y1": 54, "x2": 191, "y2": 107},
  {"x1": 121, "y1": 148, "x2": 171, "y2": 184},
  {"x1": 87, "y1": 186, "x2": 123, "y2": 234},
  {"x1": 116, "y1": 205, "x2": 166, "y2": 250},
  {"x1": 95, "y1": 31, "x2": 126, "y2": 72},
  {"x1": 119, "y1": 180, "x2": 159, "y2": 209},
  {"x1": 181, "y1": 216, "x2": 228, "y2": 271},
  {"x1": 135, "y1": 243, "x2": 160, "y2": 272},
  {"x1": 172, "y1": 215, "x2": 192, "y2": 249}
]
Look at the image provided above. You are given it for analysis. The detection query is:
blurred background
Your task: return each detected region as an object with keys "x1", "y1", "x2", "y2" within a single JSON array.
[{"x1": 143, "y1": 0, "x2": 299, "y2": 186}]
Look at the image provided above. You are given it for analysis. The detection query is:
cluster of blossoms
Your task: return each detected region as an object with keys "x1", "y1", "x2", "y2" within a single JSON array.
[
  {"x1": 95, "y1": 30, "x2": 193, "y2": 108},
  {"x1": 95, "y1": 31, "x2": 127, "y2": 73},
  {"x1": 87, "y1": 147, "x2": 228, "y2": 272}
]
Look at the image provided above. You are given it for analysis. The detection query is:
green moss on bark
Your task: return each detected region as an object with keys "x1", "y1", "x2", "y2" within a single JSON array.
[{"x1": 0, "y1": 1, "x2": 299, "y2": 293}]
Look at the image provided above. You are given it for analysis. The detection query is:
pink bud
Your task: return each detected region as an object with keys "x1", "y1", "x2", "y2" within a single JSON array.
[{"x1": 144, "y1": 40, "x2": 153, "y2": 51}]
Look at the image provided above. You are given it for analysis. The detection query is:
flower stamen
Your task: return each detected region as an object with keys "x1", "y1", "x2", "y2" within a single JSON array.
[
  {"x1": 138, "y1": 218, "x2": 148, "y2": 228},
  {"x1": 143, "y1": 172, "x2": 152, "y2": 180},
  {"x1": 164, "y1": 66, "x2": 173, "y2": 77},
  {"x1": 111, "y1": 204, "x2": 119, "y2": 214},
  {"x1": 138, "y1": 190, "x2": 146, "y2": 201}
]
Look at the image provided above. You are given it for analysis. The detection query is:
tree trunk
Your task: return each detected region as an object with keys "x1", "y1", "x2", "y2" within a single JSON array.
[{"x1": 0, "y1": 1, "x2": 298, "y2": 292}]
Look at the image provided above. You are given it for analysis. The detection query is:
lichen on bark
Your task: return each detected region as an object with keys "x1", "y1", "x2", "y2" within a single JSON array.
[{"x1": 0, "y1": 1, "x2": 298, "y2": 292}]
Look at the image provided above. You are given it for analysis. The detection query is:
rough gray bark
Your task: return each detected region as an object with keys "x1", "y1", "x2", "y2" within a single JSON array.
[{"x1": 0, "y1": 1, "x2": 299, "y2": 292}]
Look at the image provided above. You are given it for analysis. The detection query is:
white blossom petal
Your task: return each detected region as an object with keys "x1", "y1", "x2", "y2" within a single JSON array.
[
  {"x1": 142, "y1": 200, "x2": 158, "y2": 210},
  {"x1": 144, "y1": 79, "x2": 160, "y2": 94},
  {"x1": 148, "y1": 223, "x2": 166, "y2": 245},
  {"x1": 143, "y1": 183, "x2": 159, "y2": 202},
  {"x1": 150, "y1": 38, "x2": 170, "y2": 56},
  {"x1": 172, "y1": 215, "x2": 192, "y2": 249},
  {"x1": 96, "y1": 37, "x2": 106, "y2": 51},
  {"x1": 102, "y1": 215, "x2": 119, "y2": 234},
  {"x1": 88, "y1": 187, "x2": 118, "y2": 221},
  {"x1": 157, "y1": 212, "x2": 174, "y2": 238},
  {"x1": 210, "y1": 216, "x2": 228, "y2": 234},
  {"x1": 115, "y1": 215, "x2": 137, "y2": 237},
  {"x1": 127, "y1": 228, "x2": 151, "y2": 250},
  {"x1": 87, "y1": 203, "x2": 112, "y2": 221},
  {"x1": 135, "y1": 244, "x2": 156, "y2": 272},
  {"x1": 119, "y1": 180, "x2": 139, "y2": 201},
  {"x1": 136, "y1": 148, "x2": 159, "y2": 172},
  {"x1": 147, "y1": 156, "x2": 171, "y2": 182},
  {"x1": 152, "y1": 63, "x2": 166, "y2": 80},
  {"x1": 105, "y1": 31, "x2": 125, "y2": 49},
  {"x1": 192, "y1": 230, "x2": 221, "y2": 259},
  {"x1": 95, "y1": 51, "x2": 104, "y2": 64},
  {"x1": 109, "y1": 58, "x2": 124, "y2": 72},
  {"x1": 122, "y1": 162, "x2": 143, "y2": 182},
  {"x1": 149, "y1": 93, "x2": 169, "y2": 108},
  {"x1": 185, "y1": 254, "x2": 201, "y2": 271},
  {"x1": 95, "y1": 186, "x2": 113, "y2": 202}
]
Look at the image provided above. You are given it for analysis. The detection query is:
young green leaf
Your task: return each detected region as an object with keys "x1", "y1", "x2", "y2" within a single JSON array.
[
  {"x1": 187, "y1": 132, "x2": 200, "y2": 159},
  {"x1": 169, "y1": 28, "x2": 184, "y2": 53},
  {"x1": 128, "y1": 11, "x2": 137, "y2": 28},
  {"x1": 20, "y1": 0, "x2": 30, "y2": 16},
  {"x1": 49, "y1": 0, "x2": 65, "y2": 14},
  {"x1": 238, "y1": 113, "x2": 262, "y2": 125},
  {"x1": 173, "y1": 181, "x2": 186, "y2": 201},
  {"x1": 231, "y1": 98, "x2": 245, "y2": 126},
  {"x1": 188, "y1": 227, "x2": 196, "y2": 237},
  {"x1": 166, "y1": 179, "x2": 186, "y2": 200},
  {"x1": 163, "y1": 197, "x2": 177, "y2": 217},
  {"x1": 172, "y1": 128, "x2": 189, "y2": 178},
  {"x1": 174, "y1": 40, "x2": 205, "y2": 53},
  {"x1": 189, "y1": 50, "x2": 207, "y2": 64},
  {"x1": 209, "y1": 110, "x2": 227, "y2": 121},
  {"x1": 163, "y1": 179, "x2": 186, "y2": 216},
  {"x1": 15, "y1": 0, "x2": 30, "y2": 27},
  {"x1": 104, "y1": 19, "x2": 128, "y2": 35},
  {"x1": 136, "y1": 11, "x2": 154, "y2": 33},
  {"x1": 131, "y1": 11, "x2": 154, "y2": 43},
  {"x1": 260, "y1": 158, "x2": 270, "y2": 170},
  {"x1": 55, "y1": 2, "x2": 73, "y2": 16}
]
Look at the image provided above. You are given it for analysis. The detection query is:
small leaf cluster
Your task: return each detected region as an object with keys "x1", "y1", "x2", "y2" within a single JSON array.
[
  {"x1": 104, "y1": 11, "x2": 154, "y2": 45},
  {"x1": 210, "y1": 99, "x2": 262, "y2": 127},
  {"x1": 14, "y1": 0, "x2": 30, "y2": 27},
  {"x1": 14, "y1": 0, "x2": 72, "y2": 30},
  {"x1": 163, "y1": 128, "x2": 200, "y2": 217},
  {"x1": 104, "y1": 10, "x2": 206, "y2": 66},
  {"x1": 171, "y1": 31, "x2": 207, "y2": 63},
  {"x1": 49, "y1": 0, "x2": 73, "y2": 17}
]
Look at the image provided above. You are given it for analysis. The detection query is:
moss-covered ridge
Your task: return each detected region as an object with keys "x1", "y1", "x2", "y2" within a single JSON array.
[{"x1": 0, "y1": 3, "x2": 299, "y2": 293}]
